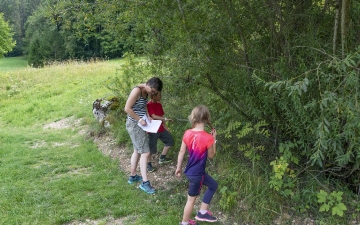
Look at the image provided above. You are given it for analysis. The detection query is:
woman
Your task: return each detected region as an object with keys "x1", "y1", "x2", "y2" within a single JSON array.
[{"x1": 124, "y1": 77, "x2": 163, "y2": 194}]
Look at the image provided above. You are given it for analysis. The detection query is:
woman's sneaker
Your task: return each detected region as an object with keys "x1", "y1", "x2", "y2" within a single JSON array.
[
  {"x1": 179, "y1": 219, "x2": 199, "y2": 225},
  {"x1": 139, "y1": 181, "x2": 156, "y2": 194},
  {"x1": 127, "y1": 174, "x2": 142, "y2": 184},
  {"x1": 195, "y1": 210, "x2": 217, "y2": 222}
]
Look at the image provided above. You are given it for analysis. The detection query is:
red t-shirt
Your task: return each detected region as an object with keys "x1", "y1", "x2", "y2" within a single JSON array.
[{"x1": 147, "y1": 101, "x2": 165, "y2": 132}]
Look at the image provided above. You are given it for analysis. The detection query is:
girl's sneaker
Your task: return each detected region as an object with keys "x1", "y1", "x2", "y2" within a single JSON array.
[
  {"x1": 147, "y1": 164, "x2": 156, "y2": 173},
  {"x1": 179, "y1": 219, "x2": 199, "y2": 225},
  {"x1": 158, "y1": 157, "x2": 172, "y2": 164},
  {"x1": 195, "y1": 210, "x2": 217, "y2": 222}
]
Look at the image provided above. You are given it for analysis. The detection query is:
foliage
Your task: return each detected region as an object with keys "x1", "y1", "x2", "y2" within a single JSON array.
[
  {"x1": 223, "y1": 120, "x2": 270, "y2": 170},
  {"x1": 317, "y1": 190, "x2": 347, "y2": 217},
  {"x1": 117, "y1": 0, "x2": 360, "y2": 220},
  {"x1": 0, "y1": 0, "x2": 42, "y2": 56},
  {"x1": 215, "y1": 154, "x2": 284, "y2": 224},
  {"x1": 22, "y1": 0, "x2": 139, "y2": 65},
  {"x1": 0, "y1": 13, "x2": 16, "y2": 58}
]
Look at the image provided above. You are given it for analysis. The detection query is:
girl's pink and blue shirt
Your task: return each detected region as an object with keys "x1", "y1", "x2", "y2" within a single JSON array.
[{"x1": 182, "y1": 130, "x2": 215, "y2": 176}]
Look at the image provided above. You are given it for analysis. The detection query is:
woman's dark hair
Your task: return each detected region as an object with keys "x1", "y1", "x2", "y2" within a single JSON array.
[{"x1": 147, "y1": 77, "x2": 163, "y2": 91}]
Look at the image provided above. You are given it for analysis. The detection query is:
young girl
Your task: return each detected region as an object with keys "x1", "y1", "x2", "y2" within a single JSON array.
[
  {"x1": 124, "y1": 77, "x2": 162, "y2": 194},
  {"x1": 175, "y1": 105, "x2": 218, "y2": 225}
]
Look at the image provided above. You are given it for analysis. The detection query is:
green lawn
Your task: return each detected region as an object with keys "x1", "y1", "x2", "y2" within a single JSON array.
[
  {"x1": 0, "y1": 56, "x2": 28, "y2": 71},
  {"x1": 0, "y1": 58, "x2": 184, "y2": 225}
]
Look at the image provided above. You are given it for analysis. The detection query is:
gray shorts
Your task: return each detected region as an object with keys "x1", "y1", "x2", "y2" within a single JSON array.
[
  {"x1": 126, "y1": 119, "x2": 150, "y2": 154},
  {"x1": 148, "y1": 130, "x2": 175, "y2": 154}
]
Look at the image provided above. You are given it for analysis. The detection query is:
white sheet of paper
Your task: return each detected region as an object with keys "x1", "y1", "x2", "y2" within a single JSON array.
[{"x1": 138, "y1": 115, "x2": 162, "y2": 133}]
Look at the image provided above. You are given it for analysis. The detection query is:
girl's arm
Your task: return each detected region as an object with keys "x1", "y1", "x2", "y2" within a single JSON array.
[
  {"x1": 208, "y1": 128, "x2": 217, "y2": 159},
  {"x1": 149, "y1": 113, "x2": 171, "y2": 131},
  {"x1": 149, "y1": 114, "x2": 172, "y2": 122},
  {"x1": 208, "y1": 144, "x2": 216, "y2": 159},
  {"x1": 175, "y1": 141, "x2": 187, "y2": 177}
]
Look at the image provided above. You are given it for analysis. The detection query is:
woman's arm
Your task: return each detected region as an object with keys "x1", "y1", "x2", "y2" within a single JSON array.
[
  {"x1": 124, "y1": 87, "x2": 147, "y2": 125},
  {"x1": 145, "y1": 105, "x2": 152, "y2": 123}
]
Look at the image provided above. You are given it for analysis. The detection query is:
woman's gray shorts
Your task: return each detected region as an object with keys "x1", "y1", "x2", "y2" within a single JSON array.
[{"x1": 126, "y1": 119, "x2": 150, "y2": 154}]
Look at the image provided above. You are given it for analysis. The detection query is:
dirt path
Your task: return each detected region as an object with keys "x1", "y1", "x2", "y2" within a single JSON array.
[{"x1": 93, "y1": 133, "x2": 181, "y2": 191}]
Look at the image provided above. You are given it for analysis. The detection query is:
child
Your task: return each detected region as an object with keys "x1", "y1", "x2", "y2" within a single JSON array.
[
  {"x1": 124, "y1": 77, "x2": 163, "y2": 194},
  {"x1": 175, "y1": 105, "x2": 218, "y2": 225},
  {"x1": 147, "y1": 91, "x2": 175, "y2": 172}
]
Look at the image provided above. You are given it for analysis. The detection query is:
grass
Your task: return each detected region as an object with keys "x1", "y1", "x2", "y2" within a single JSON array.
[
  {"x1": 0, "y1": 58, "x2": 183, "y2": 225},
  {"x1": 0, "y1": 56, "x2": 28, "y2": 71}
]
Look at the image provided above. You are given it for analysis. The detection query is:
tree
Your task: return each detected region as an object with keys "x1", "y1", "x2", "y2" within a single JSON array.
[
  {"x1": 0, "y1": 0, "x2": 42, "y2": 56},
  {"x1": 117, "y1": 0, "x2": 360, "y2": 200},
  {"x1": 0, "y1": 13, "x2": 16, "y2": 58},
  {"x1": 23, "y1": 0, "x2": 134, "y2": 63}
]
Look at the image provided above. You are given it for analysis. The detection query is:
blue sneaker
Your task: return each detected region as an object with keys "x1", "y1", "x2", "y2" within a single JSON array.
[
  {"x1": 195, "y1": 210, "x2": 217, "y2": 222},
  {"x1": 128, "y1": 174, "x2": 142, "y2": 184},
  {"x1": 139, "y1": 181, "x2": 156, "y2": 194}
]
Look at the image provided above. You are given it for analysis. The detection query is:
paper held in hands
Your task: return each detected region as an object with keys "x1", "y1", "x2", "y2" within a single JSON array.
[{"x1": 137, "y1": 115, "x2": 162, "y2": 133}]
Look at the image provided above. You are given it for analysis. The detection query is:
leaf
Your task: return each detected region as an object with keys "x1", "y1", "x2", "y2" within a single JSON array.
[
  {"x1": 317, "y1": 190, "x2": 328, "y2": 203},
  {"x1": 323, "y1": 124, "x2": 329, "y2": 133},
  {"x1": 319, "y1": 203, "x2": 330, "y2": 212},
  {"x1": 330, "y1": 191, "x2": 343, "y2": 202},
  {"x1": 220, "y1": 186, "x2": 228, "y2": 194},
  {"x1": 302, "y1": 82, "x2": 307, "y2": 92},
  {"x1": 332, "y1": 203, "x2": 347, "y2": 216}
]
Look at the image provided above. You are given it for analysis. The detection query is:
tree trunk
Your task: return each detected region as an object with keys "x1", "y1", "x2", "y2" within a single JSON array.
[
  {"x1": 333, "y1": 0, "x2": 341, "y2": 56},
  {"x1": 341, "y1": 0, "x2": 350, "y2": 58}
]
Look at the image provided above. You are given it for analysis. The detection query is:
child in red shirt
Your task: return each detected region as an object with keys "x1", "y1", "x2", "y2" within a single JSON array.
[
  {"x1": 175, "y1": 105, "x2": 218, "y2": 225},
  {"x1": 147, "y1": 91, "x2": 175, "y2": 172}
]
